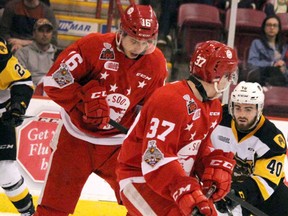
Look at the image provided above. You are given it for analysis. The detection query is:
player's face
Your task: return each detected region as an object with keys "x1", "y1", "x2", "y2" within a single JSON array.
[
  {"x1": 121, "y1": 35, "x2": 151, "y2": 59},
  {"x1": 233, "y1": 103, "x2": 258, "y2": 131}
]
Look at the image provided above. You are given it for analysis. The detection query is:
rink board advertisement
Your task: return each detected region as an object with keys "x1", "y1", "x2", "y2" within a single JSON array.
[
  {"x1": 57, "y1": 15, "x2": 101, "y2": 37},
  {"x1": 14, "y1": 96, "x2": 288, "y2": 201},
  {"x1": 17, "y1": 111, "x2": 61, "y2": 182},
  {"x1": 15, "y1": 96, "x2": 117, "y2": 202}
]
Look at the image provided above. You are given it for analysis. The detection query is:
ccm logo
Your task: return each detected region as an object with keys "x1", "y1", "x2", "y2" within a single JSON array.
[
  {"x1": 210, "y1": 159, "x2": 233, "y2": 170},
  {"x1": 91, "y1": 91, "x2": 107, "y2": 99},
  {"x1": 0, "y1": 144, "x2": 13, "y2": 149},
  {"x1": 172, "y1": 184, "x2": 191, "y2": 201}
]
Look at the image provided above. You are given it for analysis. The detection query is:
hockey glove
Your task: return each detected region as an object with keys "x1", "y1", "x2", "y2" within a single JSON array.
[
  {"x1": 79, "y1": 80, "x2": 110, "y2": 129},
  {"x1": 201, "y1": 150, "x2": 236, "y2": 202},
  {"x1": 1, "y1": 101, "x2": 26, "y2": 127},
  {"x1": 170, "y1": 177, "x2": 217, "y2": 216},
  {"x1": 215, "y1": 189, "x2": 239, "y2": 213}
]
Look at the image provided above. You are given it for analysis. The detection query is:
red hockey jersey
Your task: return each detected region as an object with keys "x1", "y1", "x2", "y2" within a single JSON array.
[
  {"x1": 117, "y1": 80, "x2": 223, "y2": 200},
  {"x1": 43, "y1": 33, "x2": 167, "y2": 144}
]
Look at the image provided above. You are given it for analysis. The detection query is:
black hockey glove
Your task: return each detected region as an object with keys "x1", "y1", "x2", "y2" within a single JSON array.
[
  {"x1": 215, "y1": 189, "x2": 239, "y2": 214},
  {"x1": 1, "y1": 101, "x2": 26, "y2": 127}
]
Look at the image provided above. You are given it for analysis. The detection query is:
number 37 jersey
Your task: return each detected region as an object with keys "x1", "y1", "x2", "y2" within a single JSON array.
[{"x1": 117, "y1": 80, "x2": 222, "y2": 199}]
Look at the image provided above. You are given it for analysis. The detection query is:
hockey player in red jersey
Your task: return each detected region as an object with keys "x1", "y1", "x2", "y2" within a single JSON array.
[
  {"x1": 34, "y1": 3, "x2": 168, "y2": 216},
  {"x1": 116, "y1": 40, "x2": 239, "y2": 216},
  {"x1": 211, "y1": 81, "x2": 288, "y2": 216}
]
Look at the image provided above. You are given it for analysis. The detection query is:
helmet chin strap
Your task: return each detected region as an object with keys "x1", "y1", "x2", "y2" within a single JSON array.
[
  {"x1": 116, "y1": 31, "x2": 124, "y2": 54},
  {"x1": 188, "y1": 75, "x2": 209, "y2": 102}
]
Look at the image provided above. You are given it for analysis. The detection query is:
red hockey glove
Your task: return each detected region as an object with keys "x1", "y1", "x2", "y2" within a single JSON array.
[
  {"x1": 201, "y1": 150, "x2": 236, "y2": 202},
  {"x1": 170, "y1": 177, "x2": 217, "y2": 216},
  {"x1": 178, "y1": 191, "x2": 217, "y2": 216},
  {"x1": 79, "y1": 80, "x2": 110, "y2": 129}
]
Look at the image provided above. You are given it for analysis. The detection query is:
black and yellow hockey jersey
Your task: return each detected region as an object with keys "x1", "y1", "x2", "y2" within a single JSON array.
[
  {"x1": 0, "y1": 39, "x2": 34, "y2": 113},
  {"x1": 211, "y1": 105, "x2": 287, "y2": 207}
]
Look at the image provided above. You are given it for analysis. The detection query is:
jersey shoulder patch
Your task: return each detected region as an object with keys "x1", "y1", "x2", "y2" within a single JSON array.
[
  {"x1": 273, "y1": 134, "x2": 286, "y2": 149},
  {"x1": 257, "y1": 119, "x2": 287, "y2": 152}
]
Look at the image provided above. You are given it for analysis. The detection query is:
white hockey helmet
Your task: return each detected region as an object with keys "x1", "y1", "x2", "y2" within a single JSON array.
[{"x1": 229, "y1": 81, "x2": 265, "y2": 125}]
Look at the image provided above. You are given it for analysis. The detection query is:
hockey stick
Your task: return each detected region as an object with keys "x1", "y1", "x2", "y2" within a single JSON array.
[
  {"x1": 19, "y1": 115, "x2": 128, "y2": 134},
  {"x1": 108, "y1": 118, "x2": 129, "y2": 134},
  {"x1": 103, "y1": 123, "x2": 270, "y2": 216},
  {"x1": 19, "y1": 115, "x2": 41, "y2": 120},
  {"x1": 71, "y1": 119, "x2": 269, "y2": 216},
  {"x1": 225, "y1": 192, "x2": 269, "y2": 216},
  {"x1": 24, "y1": 113, "x2": 264, "y2": 216}
]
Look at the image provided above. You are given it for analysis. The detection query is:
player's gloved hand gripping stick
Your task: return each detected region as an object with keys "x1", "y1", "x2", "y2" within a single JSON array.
[
  {"x1": 78, "y1": 80, "x2": 110, "y2": 129},
  {"x1": 19, "y1": 113, "x2": 267, "y2": 216},
  {"x1": 191, "y1": 185, "x2": 216, "y2": 216},
  {"x1": 1, "y1": 101, "x2": 27, "y2": 127}
]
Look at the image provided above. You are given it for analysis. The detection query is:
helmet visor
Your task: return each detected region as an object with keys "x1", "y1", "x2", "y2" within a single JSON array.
[{"x1": 214, "y1": 69, "x2": 238, "y2": 93}]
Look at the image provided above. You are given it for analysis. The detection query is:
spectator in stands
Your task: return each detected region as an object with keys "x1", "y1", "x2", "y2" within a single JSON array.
[
  {"x1": 247, "y1": 15, "x2": 288, "y2": 86},
  {"x1": 144, "y1": 0, "x2": 216, "y2": 48},
  {"x1": 254, "y1": 0, "x2": 274, "y2": 16},
  {"x1": 215, "y1": 0, "x2": 257, "y2": 10},
  {"x1": 0, "y1": 0, "x2": 50, "y2": 7},
  {"x1": 157, "y1": 0, "x2": 179, "y2": 46},
  {"x1": 262, "y1": 0, "x2": 288, "y2": 15},
  {"x1": 157, "y1": 0, "x2": 215, "y2": 46},
  {"x1": 15, "y1": 18, "x2": 57, "y2": 92},
  {"x1": 0, "y1": 0, "x2": 7, "y2": 19},
  {"x1": 40, "y1": 0, "x2": 50, "y2": 6},
  {"x1": 0, "y1": 0, "x2": 57, "y2": 53},
  {"x1": 273, "y1": 0, "x2": 288, "y2": 13}
]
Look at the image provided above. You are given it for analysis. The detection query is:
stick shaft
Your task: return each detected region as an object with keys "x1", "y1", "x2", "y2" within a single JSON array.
[
  {"x1": 226, "y1": 192, "x2": 269, "y2": 216},
  {"x1": 109, "y1": 119, "x2": 128, "y2": 134}
]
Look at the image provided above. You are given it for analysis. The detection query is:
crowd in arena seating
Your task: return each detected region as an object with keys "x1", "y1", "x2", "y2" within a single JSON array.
[
  {"x1": 145, "y1": 0, "x2": 288, "y2": 87},
  {"x1": 1, "y1": 0, "x2": 288, "y2": 91}
]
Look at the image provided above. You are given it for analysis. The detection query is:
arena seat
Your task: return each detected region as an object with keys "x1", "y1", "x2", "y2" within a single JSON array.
[
  {"x1": 263, "y1": 86, "x2": 288, "y2": 118},
  {"x1": 225, "y1": 8, "x2": 266, "y2": 63},
  {"x1": 176, "y1": 3, "x2": 223, "y2": 61},
  {"x1": 276, "y1": 13, "x2": 288, "y2": 41}
]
